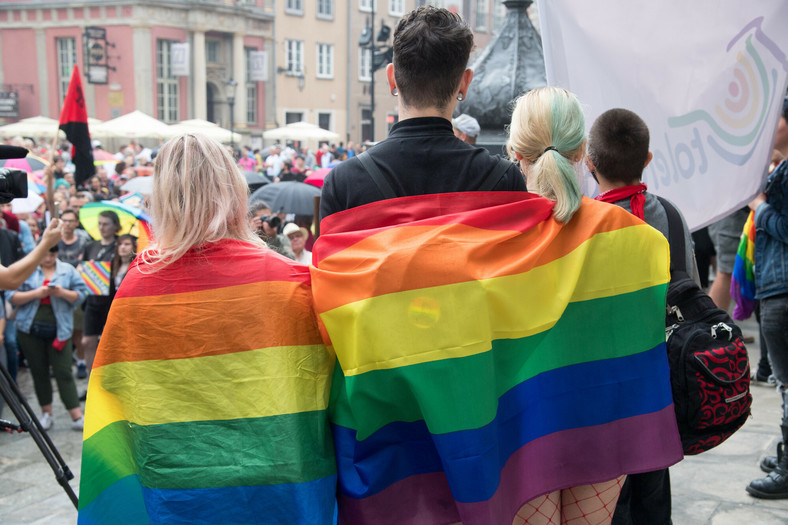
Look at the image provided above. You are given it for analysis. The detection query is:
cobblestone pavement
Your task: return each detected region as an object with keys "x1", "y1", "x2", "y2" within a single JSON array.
[{"x1": 1, "y1": 316, "x2": 788, "y2": 524}]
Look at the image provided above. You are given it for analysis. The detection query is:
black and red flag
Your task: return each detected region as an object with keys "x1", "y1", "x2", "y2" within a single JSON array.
[{"x1": 58, "y1": 65, "x2": 95, "y2": 187}]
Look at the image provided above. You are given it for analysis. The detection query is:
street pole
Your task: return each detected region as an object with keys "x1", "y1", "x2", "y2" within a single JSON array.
[{"x1": 370, "y1": 1, "x2": 375, "y2": 142}]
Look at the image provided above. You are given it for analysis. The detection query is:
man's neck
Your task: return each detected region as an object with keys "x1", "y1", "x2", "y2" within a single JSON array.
[
  {"x1": 398, "y1": 102, "x2": 453, "y2": 123},
  {"x1": 597, "y1": 176, "x2": 642, "y2": 194},
  {"x1": 100, "y1": 236, "x2": 115, "y2": 245}
]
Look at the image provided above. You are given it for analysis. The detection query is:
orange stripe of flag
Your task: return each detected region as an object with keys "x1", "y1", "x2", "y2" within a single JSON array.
[{"x1": 94, "y1": 279, "x2": 322, "y2": 367}]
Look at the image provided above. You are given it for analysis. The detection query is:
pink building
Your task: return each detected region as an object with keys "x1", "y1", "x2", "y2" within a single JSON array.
[{"x1": 0, "y1": 0, "x2": 273, "y2": 138}]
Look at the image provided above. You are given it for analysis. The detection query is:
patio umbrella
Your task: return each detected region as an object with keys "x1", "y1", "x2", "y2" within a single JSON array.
[
  {"x1": 0, "y1": 154, "x2": 48, "y2": 173},
  {"x1": 121, "y1": 176, "x2": 154, "y2": 195},
  {"x1": 79, "y1": 201, "x2": 153, "y2": 250},
  {"x1": 303, "y1": 167, "x2": 332, "y2": 188},
  {"x1": 249, "y1": 181, "x2": 321, "y2": 216},
  {"x1": 0, "y1": 116, "x2": 63, "y2": 139},
  {"x1": 91, "y1": 110, "x2": 172, "y2": 139},
  {"x1": 263, "y1": 122, "x2": 340, "y2": 143},
  {"x1": 164, "y1": 119, "x2": 242, "y2": 144}
]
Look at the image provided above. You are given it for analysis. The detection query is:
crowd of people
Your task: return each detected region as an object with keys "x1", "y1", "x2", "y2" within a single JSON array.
[{"x1": 0, "y1": 4, "x2": 786, "y2": 524}]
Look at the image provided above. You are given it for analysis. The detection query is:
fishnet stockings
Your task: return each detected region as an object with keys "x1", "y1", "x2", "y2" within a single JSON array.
[{"x1": 512, "y1": 476, "x2": 626, "y2": 525}]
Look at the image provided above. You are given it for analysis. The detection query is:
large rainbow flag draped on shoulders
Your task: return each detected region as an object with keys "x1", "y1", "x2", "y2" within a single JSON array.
[
  {"x1": 79, "y1": 239, "x2": 337, "y2": 524},
  {"x1": 311, "y1": 192, "x2": 683, "y2": 525}
]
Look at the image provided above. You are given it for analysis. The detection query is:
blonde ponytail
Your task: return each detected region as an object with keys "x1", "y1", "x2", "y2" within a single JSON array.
[{"x1": 507, "y1": 87, "x2": 586, "y2": 223}]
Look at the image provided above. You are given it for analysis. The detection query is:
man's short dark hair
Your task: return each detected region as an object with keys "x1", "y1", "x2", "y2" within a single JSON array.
[
  {"x1": 588, "y1": 108, "x2": 651, "y2": 184},
  {"x1": 99, "y1": 210, "x2": 121, "y2": 230},
  {"x1": 393, "y1": 6, "x2": 474, "y2": 110}
]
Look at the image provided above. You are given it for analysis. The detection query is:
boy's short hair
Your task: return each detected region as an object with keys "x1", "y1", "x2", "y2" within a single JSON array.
[
  {"x1": 393, "y1": 6, "x2": 474, "y2": 110},
  {"x1": 588, "y1": 108, "x2": 650, "y2": 184}
]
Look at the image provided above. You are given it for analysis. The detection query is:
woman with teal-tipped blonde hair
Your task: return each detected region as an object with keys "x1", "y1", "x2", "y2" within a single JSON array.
[
  {"x1": 507, "y1": 87, "x2": 627, "y2": 524},
  {"x1": 508, "y1": 86, "x2": 586, "y2": 223}
]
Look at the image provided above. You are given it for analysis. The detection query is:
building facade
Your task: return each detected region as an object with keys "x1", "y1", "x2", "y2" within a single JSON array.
[
  {"x1": 272, "y1": 0, "x2": 349, "y2": 142},
  {"x1": 0, "y1": 0, "x2": 272, "y2": 139},
  {"x1": 0, "y1": 0, "x2": 522, "y2": 147}
]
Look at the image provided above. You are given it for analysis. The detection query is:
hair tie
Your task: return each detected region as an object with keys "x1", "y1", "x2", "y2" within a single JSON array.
[{"x1": 543, "y1": 146, "x2": 557, "y2": 154}]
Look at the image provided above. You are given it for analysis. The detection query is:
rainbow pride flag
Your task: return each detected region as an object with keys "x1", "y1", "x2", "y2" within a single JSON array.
[
  {"x1": 731, "y1": 210, "x2": 756, "y2": 320},
  {"x1": 79, "y1": 239, "x2": 337, "y2": 524},
  {"x1": 78, "y1": 261, "x2": 110, "y2": 295},
  {"x1": 311, "y1": 192, "x2": 683, "y2": 525}
]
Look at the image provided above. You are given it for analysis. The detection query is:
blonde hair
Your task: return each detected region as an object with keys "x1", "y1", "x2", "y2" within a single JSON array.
[
  {"x1": 507, "y1": 87, "x2": 585, "y2": 223},
  {"x1": 140, "y1": 133, "x2": 265, "y2": 270}
]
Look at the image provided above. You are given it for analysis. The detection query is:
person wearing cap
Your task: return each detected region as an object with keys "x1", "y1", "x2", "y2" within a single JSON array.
[
  {"x1": 452, "y1": 113, "x2": 480, "y2": 145},
  {"x1": 283, "y1": 222, "x2": 311, "y2": 265},
  {"x1": 320, "y1": 7, "x2": 525, "y2": 220}
]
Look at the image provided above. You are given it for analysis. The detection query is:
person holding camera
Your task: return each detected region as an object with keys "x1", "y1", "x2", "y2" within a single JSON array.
[
  {"x1": 0, "y1": 154, "x2": 63, "y2": 292},
  {"x1": 248, "y1": 201, "x2": 294, "y2": 259},
  {"x1": 9, "y1": 243, "x2": 88, "y2": 431}
]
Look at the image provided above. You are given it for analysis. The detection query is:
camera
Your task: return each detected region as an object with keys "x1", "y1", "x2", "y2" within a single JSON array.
[
  {"x1": 259, "y1": 215, "x2": 281, "y2": 229},
  {"x1": 0, "y1": 168, "x2": 28, "y2": 204}
]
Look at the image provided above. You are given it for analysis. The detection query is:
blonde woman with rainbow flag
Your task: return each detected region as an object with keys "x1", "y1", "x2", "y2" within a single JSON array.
[{"x1": 78, "y1": 134, "x2": 336, "y2": 524}]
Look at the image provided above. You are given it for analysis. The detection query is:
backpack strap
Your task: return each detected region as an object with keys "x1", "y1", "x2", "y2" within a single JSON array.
[
  {"x1": 656, "y1": 195, "x2": 688, "y2": 279},
  {"x1": 356, "y1": 151, "x2": 397, "y2": 200},
  {"x1": 478, "y1": 157, "x2": 513, "y2": 191}
]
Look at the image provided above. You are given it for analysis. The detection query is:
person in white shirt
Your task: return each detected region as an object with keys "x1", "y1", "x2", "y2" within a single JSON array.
[
  {"x1": 282, "y1": 223, "x2": 311, "y2": 265},
  {"x1": 265, "y1": 146, "x2": 283, "y2": 179}
]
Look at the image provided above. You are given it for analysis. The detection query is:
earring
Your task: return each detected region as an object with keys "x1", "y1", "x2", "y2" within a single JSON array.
[
  {"x1": 391, "y1": 87, "x2": 399, "y2": 96},
  {"x1": 457, "y1": 93, "x2": 464, "y2": 101}
]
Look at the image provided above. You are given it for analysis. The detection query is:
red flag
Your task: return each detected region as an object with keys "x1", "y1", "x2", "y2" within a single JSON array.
[{"x1": 58, "y1": 65, "x2": 95, "y2": 187}]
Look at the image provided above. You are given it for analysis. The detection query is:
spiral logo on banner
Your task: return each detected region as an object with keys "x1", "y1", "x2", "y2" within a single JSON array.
[{"x1": 667, "y1": 18, "x2": 788, "y2": 166}]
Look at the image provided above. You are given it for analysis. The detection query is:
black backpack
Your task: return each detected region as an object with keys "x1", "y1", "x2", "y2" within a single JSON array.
[{"x1": 659, "y1": 197, "x2": 752, "y2": 455}]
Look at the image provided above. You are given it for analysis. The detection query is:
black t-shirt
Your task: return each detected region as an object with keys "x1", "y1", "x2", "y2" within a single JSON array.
[
  {"x1": 320, "y1": 117, "x2": 526, "y2": 220},
  {"x1": 82, "y1": 239, "x2": 116, "y2": 262},
  {"x1": 58, "y1": 234, "x2": 91, "y2": 267}
]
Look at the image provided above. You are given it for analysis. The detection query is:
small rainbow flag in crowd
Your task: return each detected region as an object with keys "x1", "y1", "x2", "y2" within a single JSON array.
[
  {"x1": 78, "y1": 240, "x2": 337, "y2": 524},
  {"x1": 312, "y1": 192, "x2": 683, "y2": 524},
  {"x1": 731, "y1": 210, "x2": 756, "y2": 320},
  {"x1": 78, "y1": 261, "x2": 110, "y2": 295}
]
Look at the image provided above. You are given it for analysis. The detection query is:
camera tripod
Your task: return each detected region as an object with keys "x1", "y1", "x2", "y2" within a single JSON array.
[{"x1": 0, "y1": 360, "x2": 79, "y2": 509}]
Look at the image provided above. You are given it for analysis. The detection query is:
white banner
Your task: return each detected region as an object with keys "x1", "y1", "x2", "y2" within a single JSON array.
[
  {"x1": 539, "y1": 1, "x2": 788, "y2": 230},
  {"x1": 171, "y1": 42, "x2": 190, "y2": 77},
  {"x1": 249, "y1": 50, "x2": 268, "y2": 82}
]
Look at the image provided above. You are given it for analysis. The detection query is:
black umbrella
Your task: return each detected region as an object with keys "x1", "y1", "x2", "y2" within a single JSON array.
[
  {"x1": 242, "y1": 170, "x2": 271, "y2": 191},
  {"x1": 248, "y1": 181, "x2": 321, "y2": 215}
]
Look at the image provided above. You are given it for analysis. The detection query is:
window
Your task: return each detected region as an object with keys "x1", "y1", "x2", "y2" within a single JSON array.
[
  {"x1": 361, "y1": 108, "x2": 373, "y2": 143},
  {"x1": 286, "y1": 39, "x2": 304, "y2": 75},
  {"x1": 316, "y1": 43, "x2": 334, "y2": 79},
  {"x1": 286, "y1": 0, "x2": 303, "y2": 14},
  {"x1": 475, "y1": 0, "x2": 488, "y2": 31},
  {"x1": 156, "y1": 39, "x2": 179, "y2": 122},
  {"x1": 57, "y1": 37, "x2": 77, "y2": 103},
  {"x1": 317, "y1": 0, "x2": 333, "y2": 18},
  {"x1": 245, "y1": 48, "x2": 258, "y2": 124},
  {"x1": 285, "y1": 111, "x2": 304, "y2": 124},
  {"x1": 206, "y1": 40, "x2": 220, "y2": 63},
  {"x1": 358, "y1": 48, "x2": 371, "y2": 81},
  {"x1": 318, "y1": 112, "x2": 332, "y2": 131},
  {"x1": 389, "y1": 0, "x2": 403, "y2": 16},
  {"x1": 359, "y1": 0, "x2": 372, "y2": 12}
]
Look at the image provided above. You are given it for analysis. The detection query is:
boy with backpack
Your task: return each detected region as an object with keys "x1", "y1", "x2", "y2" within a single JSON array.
[{"x1": 588, "y1": 108, "x2": 697, "y2": 525}]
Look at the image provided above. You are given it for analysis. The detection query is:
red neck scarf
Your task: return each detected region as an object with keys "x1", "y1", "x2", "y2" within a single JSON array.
[{"x1": 595, "y1": 183, "x2": 648, "y2": 220}]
